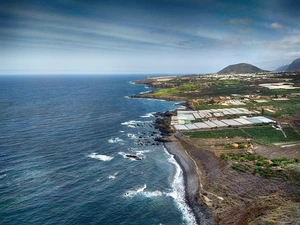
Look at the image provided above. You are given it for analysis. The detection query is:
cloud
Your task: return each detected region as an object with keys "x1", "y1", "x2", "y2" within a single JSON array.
[
  {"x1": 269, "y1": 35, "x2": 300, "y2": 49},
  {"x1": 270, "y1": 22, "x2": 283, "y2": 29},
  {"x1": 285, "y1": 51, "x2": 300, "y2": 57}
]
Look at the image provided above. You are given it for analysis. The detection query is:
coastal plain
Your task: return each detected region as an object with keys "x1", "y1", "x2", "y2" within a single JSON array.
[{"x1": 135, "y1": 71, "x2": 300, "y2": 225}]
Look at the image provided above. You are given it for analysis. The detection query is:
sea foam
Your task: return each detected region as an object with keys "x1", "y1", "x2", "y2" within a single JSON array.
[
  {"x1": 140, "y1": 112, "x2": 155, "y2": 118},
  {"x1": 88, "y1": 153, "x2": 114, "y2": 161},
  {"x1": 108, "y1": 138, "x2": 123, "y2": 143},
  {"x1": 108, "y1": 172, "x2": 119, "y2": 179},
  {"x1": 124, "y1": 184, "x2": 168, "y2": 198},
  {"x1": 164, "y1": 148, "x2": 197, "y2": 225}
]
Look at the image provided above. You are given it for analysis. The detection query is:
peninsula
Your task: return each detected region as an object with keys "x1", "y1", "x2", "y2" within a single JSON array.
[{"x1": 134, "y1": 68, "x2": 300, "y2": 224}]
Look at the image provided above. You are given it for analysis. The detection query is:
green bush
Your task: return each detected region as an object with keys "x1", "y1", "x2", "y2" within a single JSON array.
[{"x1": 232, "y1": 163, "x2": 250, "y2": 172}]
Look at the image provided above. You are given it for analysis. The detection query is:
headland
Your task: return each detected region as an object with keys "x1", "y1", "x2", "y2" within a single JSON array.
[{"x1": 134, "y1": 71, "x2": 300, "y2": 224}]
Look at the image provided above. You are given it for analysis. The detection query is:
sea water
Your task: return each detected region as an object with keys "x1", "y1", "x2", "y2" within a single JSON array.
[{"x1": 0, "y1": 75, "x2": 197, "y2": 225}]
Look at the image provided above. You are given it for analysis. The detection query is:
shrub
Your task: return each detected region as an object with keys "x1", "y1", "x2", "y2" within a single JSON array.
[{"x1": 232, "y1": 163, "x2": 250, "y2": 172}]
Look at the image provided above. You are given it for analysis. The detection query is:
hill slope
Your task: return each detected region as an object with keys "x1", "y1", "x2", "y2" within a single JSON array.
[
  {"x1": 286, "y1": 58, "x2": 300, "y2": 71},
  {"x1": 275, "y1": 64, "x2": 290, "y2": 72},
  {"x1": 217, "y1": 63, "x2": 267, "y2": 74}
]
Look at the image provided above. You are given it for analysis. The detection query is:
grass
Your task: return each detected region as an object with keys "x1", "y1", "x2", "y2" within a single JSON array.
[
  {"x1": 183, "y1": 128, "x2": 247, "y2": 139},
  {"x1": 151, "y1": 83, "x2": 204, "y2": 97}
]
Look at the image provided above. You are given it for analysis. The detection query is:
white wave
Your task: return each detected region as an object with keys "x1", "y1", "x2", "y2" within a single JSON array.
[
  {"x1": 121, "y1": 120, "x2": 145, "y2": 128},
  {"x1": 140, "y1": 112, "x2": 155, "y2": 118},
  {"x1": 143, "y1": 190, "x2": 166, "y2": 198},
  {"x1": 136, "y1": 150, "x2": 151, "y2": 154},
  {"x1": 108, "y1": 172, "x2": 119, "y2": 180},
  {"x1": 123, "y1": 184, "x2": 168, "y2": 198},
  {"x1": 119, "y1": 130, "x2": 125, "y2": 133},
  {"x1": 135, "y1": 150, "x2": 151, "y2": 157},
  {"x1": 139, "y1": 90, "x2": 151, "y2": 94},
  {"x1": 108, "y1": 137, "x2": 123, "y2": 143},
  {"x1": 124, "y1": 96, "x2": 130, "y2": 99},
  {"x1": 121, "y1": 120, "x2": 141, "y2": 125},
  {"x1": 137, "y1": 184, "x2": 147, "y2": 193},
  {"x1": 164, "y1": 148, "x2": 197, "y2": 225},
  {"x1": 88, "y1": 153, "x2": 114, "y2": 161},
  {"x1": 0, "y1": 173, "x2": 7, "y2": 179},
  {"x1": 127, "y1": 133, "x2": 137, "y2": 139},
  {"x1": 123, "y1": 184, "x2": 147, "y2": 197}
]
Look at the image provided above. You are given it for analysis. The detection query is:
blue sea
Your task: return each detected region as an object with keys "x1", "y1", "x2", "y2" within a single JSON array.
[{"x1": 0, "y1": 75, "x2": 198, "y2": 225}]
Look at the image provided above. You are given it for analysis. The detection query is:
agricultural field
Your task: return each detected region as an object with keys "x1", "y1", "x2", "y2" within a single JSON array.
[
  {"x1": 253, "y1": 97, "x2": 300, "y2": 117},
  {"x1": 242, "y1": 126, "x2": 300, "y2": 145},
  {"x1": 183, "y1": 128, "x2": 247, "y2": 139},
  {"x1": 183, "y1": 126, "x2": 300, "y2": 145}
]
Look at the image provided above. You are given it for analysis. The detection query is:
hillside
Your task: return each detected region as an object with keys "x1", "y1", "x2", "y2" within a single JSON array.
[
  {"x1": 275, "y1": 64, "x2": 290, "y2": 72},
  {"x1": 217, "y1": 63, "x2": 267, "y2": 74},
  {"x1": 286, "y1": 58, "x2": 300, "y2": 71}
]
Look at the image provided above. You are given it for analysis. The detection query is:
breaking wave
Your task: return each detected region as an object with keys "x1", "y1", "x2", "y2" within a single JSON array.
[
  {"x1": 164, "y1": 148, "x2": 197, "y2": 225},
  {"x1": 140, "y1": 112, "x2": 155, "y2": 118},
  {"x1": 88, "y1": 153, "x2": 114, "y2": 161},
  {"x1": 108, "y1": 172, "x2": 119, "y2": 179},
  {"x1": 108, "y1": 138, "x2": 123, "y2": 143}
]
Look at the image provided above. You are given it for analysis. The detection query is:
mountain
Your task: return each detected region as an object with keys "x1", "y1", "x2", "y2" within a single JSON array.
[
  {"x1": 217, "y1": 63, "x2": 267, "y2": 74},
  {"x1": 275, "y1": 64, "x2": 290, "y2": 72},
  {"x1": 286, "y1": 58, "x2": 300, "y2": 71}
]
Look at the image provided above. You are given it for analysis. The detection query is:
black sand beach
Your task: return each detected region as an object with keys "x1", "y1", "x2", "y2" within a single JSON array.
[{"x1": 164, "y1": 141, "x2": 213, "y2": 225}]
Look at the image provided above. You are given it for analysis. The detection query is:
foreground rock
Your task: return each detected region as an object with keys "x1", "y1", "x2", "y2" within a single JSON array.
[{"x1": 125, "y1": 154, "x2": 142, "y2": 160}]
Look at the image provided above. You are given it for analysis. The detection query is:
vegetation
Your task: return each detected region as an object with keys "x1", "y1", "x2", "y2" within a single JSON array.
[
  {"x1": 221, "y1": 153, "x2": 299, "y2": 179},
  {"x1": 216, "y1": 141, "x2": 251, "y2": 149},
  {"x1": 252, "y1": 98, "x2": 300, "y2": 117},
  {"x1": 151, "y1": 83, "x2": 204, "y2": 97},
  {"x1": 183, "y1": 129, "x2": 247, "y2": 139},
  {"x1": 242, "y1": 126, "x2": 300, "y2": 145},
  {"x1": 184, "y1": 126, "x2": 300, "y2": 144}
]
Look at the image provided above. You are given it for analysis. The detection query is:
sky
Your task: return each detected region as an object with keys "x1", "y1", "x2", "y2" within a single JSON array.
[{"x1": 0, "y1": 0, "x2": 300, "y2": 74}]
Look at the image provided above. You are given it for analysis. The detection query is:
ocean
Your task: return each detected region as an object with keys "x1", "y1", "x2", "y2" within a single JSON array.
[{"x1": 0, "y1": 75, "x2": 198, "y2": 225}]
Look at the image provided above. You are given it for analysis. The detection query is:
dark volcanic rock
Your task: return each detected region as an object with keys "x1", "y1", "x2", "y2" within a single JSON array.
[
  {"x1": 154, "y1": 117, "x2": 173, "y2": 136},
  {"x1": 154, "y1": 137, "x2": 172, "y2": 142},
  {"x1": 126, "y1": 154, "x2": 142, "y2": 160},
  {"x1": 154, "y1": 111, "x2": 176, "y2": 117}
]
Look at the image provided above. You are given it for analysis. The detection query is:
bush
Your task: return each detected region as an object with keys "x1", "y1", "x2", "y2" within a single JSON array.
[{"x1": 232, "y1": 163, "x2": 250, "y2": 172}]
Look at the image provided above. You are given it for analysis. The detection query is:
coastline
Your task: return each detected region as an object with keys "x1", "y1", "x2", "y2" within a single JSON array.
[
  {"x1": 134, "y1": 78, "x2": 300, "y2": 224},
  {"x1": 164, "y1": 139, "x2": 213, "y2": 225}
]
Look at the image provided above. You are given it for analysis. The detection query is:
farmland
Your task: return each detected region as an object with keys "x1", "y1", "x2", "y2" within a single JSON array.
[
  {"x1": 183, "y1": 126, "x2": 300, "y2": 145},
  {"x1": 243, "y1": 126, "x2": 300, "y2": 145}
]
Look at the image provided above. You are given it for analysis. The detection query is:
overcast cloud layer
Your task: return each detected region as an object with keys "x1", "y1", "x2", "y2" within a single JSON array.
[{"x1": 1, "y1": 0, "x2": 300, "y2": 74}]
